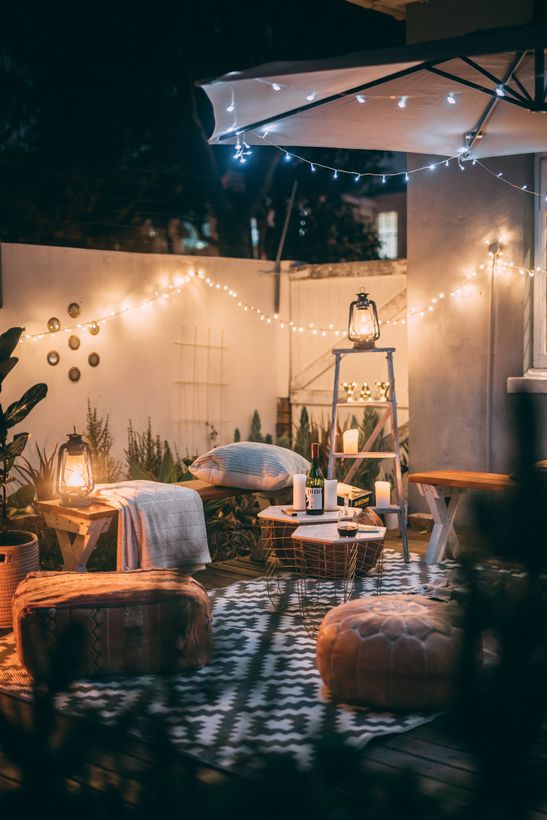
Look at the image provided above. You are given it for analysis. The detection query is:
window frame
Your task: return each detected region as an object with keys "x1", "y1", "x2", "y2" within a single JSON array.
[{"x1": 533, "y1": 155, "x2": 547, "y2": 369}]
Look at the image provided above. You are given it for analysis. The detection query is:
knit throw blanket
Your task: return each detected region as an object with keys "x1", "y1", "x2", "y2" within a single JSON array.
[{"x1": 93, "y1": 481, "x2": 211, "y2": 572}]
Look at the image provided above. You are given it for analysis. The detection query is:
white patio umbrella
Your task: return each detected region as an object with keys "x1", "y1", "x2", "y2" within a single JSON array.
[{"x1": 199, "y1": 24, "x2": 547, "y2": 159}]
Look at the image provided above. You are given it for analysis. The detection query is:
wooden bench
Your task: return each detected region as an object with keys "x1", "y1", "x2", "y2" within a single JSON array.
[
  {"x1": 408, "y1": 470, "x2": 513, "y2": 564},
  {"x1": 35, "y1": 480, "x2": 257, "y2": 572}
]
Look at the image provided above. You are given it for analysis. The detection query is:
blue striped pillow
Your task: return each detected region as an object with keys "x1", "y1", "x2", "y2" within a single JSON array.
[{"x1": 189, "y1": 442, "x2": 310, "y2": 491}]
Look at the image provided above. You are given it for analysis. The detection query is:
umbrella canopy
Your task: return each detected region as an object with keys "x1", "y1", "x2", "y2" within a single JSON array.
[{"x1": 199, "y1": 24, "x2": 547, "y2": 158}]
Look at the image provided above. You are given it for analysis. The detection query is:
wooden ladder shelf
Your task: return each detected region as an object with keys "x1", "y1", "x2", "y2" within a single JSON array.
[{"x1": 327, "y1": 346, "x2": 409, "y2": 562}]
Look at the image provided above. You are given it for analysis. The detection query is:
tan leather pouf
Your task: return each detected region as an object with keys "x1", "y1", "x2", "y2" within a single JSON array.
[{"x1": 316, "y1": 594, "x2": 461, "y2": 710}]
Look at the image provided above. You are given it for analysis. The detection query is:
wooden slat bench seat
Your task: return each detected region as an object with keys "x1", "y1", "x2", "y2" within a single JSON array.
[
  {"x1": 408, "y1": 470, "x2": 513, "y2": 564},
  {"x1": 35, "y1": 480, "x2": 256, "y2": 572}
]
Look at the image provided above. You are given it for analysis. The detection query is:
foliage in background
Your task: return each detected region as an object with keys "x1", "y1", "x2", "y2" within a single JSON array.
[
  {"x1": 0, "y1": 327, "x2": 47, "y2": 529},
  {"x1": 125, "y1": 419, "x2": 189, "y2": 483},
  {"x1": 247, "y1": 410, "x2": 272, "y2": 444},
  {"x1": 85, "y1": 401, "x2": 122, "y2": 483},
  {"x1": 15, "y1": 442, "x2": 58, "y2": 501},
  {"x1": 204, "y1": 495, "x2": 260, "y2": 560},
  {"x1": 291, "y1": 405, "x2": 407, "y2": 491}
]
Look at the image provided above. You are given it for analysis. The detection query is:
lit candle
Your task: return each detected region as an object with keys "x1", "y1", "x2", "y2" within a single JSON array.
[
  {"x1": 375, "y1": 480, "x2": 391, "y2": 509},
  {"x1": 293, "y1": 473, "x2": 306, "y2": 511},
  {"x1": 324, "y1": 479, "x2": 338, "y2": 511},
  {"x1": 343, "y1": 429, "x2": 359, "y2": 454}
]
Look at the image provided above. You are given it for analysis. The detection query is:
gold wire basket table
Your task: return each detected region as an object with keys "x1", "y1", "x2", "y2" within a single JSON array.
[{"x1": 258, "y1": 507, "x2": 385, "y2": 636}]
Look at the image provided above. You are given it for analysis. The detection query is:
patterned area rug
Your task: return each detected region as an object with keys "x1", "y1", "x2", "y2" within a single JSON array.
[{"x1": 0, "y1": 550, "x2": 452, "y2": 771}]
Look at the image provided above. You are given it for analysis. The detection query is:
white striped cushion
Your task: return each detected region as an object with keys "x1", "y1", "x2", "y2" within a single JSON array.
[{"x1": 189, "y1": 442, "x2": 310, "y2": 491}]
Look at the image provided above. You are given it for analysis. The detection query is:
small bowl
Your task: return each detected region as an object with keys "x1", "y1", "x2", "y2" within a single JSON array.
[{"x1": 337, "y1": 522, "x2": 359, "y2": 538}]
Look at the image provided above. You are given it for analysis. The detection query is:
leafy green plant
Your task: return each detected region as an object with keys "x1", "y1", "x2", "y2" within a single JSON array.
[
  {"x1": 0, "y1": 327, "x2": 47, "y2": 530},
  {"x1": 293, "y1": 406, "x2": 312, "y2": 458},
  {"x1": 85, "y1": 401, "x2": 122, "y2": 483},
  {"x1": 15, "y1": 442, "x2": 58, "y2": 501},
  {"x1": 204, "y1": 494, "x2": 260, "y2": 560},
  {"x1": 248, "y1": 410, "x2": 264, "y2": 442},
  {"x1": 125, "y1": 420, "x2": 188, "y2": 482}
]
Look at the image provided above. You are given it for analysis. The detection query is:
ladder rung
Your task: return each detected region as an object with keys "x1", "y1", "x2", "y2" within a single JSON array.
[{"x1": 334, "y1": 452, "x2": 397, "y2": 459}]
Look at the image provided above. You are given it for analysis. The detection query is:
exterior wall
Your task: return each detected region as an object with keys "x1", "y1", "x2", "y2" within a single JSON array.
[
  {"x1": 407, "y1": 153, "x2": 546, "y2": 509},
  {"x1": 0, "y1": 244, "x2": 289, "y2": 462}
]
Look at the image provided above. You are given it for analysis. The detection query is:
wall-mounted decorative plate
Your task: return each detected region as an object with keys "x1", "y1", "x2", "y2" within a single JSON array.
[
  {"x1": 88, "y1": 352, "x2": 100, "y2": 367},
  {"x1": 68, "y1": 367, "x2": 81, "y2": 382},
  {"x1": 47, "y1": 351, "x2": 60, "y2": 366},
  {"x1": 47, "y1": 317, "x2": 61, "y2": 333},
  {"x1": 68, "y1": 302, "x2": 81, "y2": 318},
  {"x1": 68, "y1": 335, "x2": 80, "y2": 350},
  {"x1": 88, "y1": 322, "x2": 100, "y2": 336}
]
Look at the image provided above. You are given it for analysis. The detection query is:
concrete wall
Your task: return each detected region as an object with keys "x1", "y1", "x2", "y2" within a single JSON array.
[
  {"x1": 0, "y1": 244, "x2": 289, "y2": 463},
  {"x1": 407, "y1": 153, "x2": 543, "y2": 506}
]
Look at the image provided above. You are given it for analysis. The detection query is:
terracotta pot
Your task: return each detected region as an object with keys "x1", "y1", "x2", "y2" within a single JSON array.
[{"x1": 0, "y1": 532, "x2": 40, "y2": 629}]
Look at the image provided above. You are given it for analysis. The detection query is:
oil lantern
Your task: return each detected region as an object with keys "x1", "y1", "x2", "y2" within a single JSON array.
[
  {"x1": 347, "y1": 291, "x2": 380, "y2": 348},
  {"x1": 57, "y1": 430, "x2": 94, "y2": 506}
]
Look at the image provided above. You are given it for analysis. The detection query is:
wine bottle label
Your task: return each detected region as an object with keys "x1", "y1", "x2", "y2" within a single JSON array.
[{"x1": 306, "y1": 487, "x2": 323, "y2": 510}]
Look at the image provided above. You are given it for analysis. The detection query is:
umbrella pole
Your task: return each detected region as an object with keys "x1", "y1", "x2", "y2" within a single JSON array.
[{"x1": 274, "y1": 180, "x2": 298, "y2": 315}]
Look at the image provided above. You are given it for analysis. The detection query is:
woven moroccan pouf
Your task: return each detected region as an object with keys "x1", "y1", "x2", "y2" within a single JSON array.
[
  {"x1": 13, "y1": 569, "x2": 213, "y2": 678},
  {"x1": 316, "y1": 594, "x2": 461, "y2": 710}
]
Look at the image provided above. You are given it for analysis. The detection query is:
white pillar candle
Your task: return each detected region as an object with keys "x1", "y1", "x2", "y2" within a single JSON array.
[
  {"x1": 343, "y1": 429, "x2": 359, "y2": 454},
  {"x1": 375, "y1": 480, "x2": 391, "y2": 509},
  {"x1": 324, "y1": 479, "x2": 338, "y2": 511},
  {"x1": 293, "y1": 473, "x2": 306, "y2": 511}
]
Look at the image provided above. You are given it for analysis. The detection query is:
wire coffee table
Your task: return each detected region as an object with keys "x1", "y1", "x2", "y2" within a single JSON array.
[{"x1": 258, "y1": 507, "x2": 385, "y2": 636}]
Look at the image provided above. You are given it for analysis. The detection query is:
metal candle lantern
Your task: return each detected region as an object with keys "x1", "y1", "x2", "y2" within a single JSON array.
[
  {"x1": 347, "y1": 291, "x2": 380, "y2": 348},
  {"x1": 57, "y1": 431, "x2": 94, "y2": 506}
]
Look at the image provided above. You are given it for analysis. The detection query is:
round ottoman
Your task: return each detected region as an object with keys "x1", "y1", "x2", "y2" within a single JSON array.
[{"x1": 316, "y1": 594, "x2": 461, "y2": 710}]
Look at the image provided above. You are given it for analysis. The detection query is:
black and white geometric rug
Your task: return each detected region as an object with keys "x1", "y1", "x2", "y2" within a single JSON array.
[{"x1": 0, "y1": 549, "x2": 453, "y2": 772}]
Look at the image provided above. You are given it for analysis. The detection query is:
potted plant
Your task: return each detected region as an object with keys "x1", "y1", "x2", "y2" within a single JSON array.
[{"x1": 0, "y1": 327, "x2": 47, "y2": 627}]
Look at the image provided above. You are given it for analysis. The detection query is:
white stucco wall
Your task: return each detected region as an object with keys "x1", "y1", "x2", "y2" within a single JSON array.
[
  {"x1": 407, "y1": 154, "x2": 540, "y2": 505},
  {"x1": 1, "y1": 244, "x2": 289, "y2": 461}
]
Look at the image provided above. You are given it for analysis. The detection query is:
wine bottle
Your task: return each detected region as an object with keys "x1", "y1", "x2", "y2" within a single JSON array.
[{"x1": 305, "y1": 442, "x2": 324, "y2": 515}]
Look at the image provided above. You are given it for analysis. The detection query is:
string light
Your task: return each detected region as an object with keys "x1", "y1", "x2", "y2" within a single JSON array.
[
  {"x1": 21, "y1": 245, "x2": 546, "y2": 345},
  {"x1": 446, "y1": 92, "x2": 456, "y2": 104},
  {"x1": 397, "y1": 96, "x2": 408, "y2": 109},
  {"x1": 355, "y1": 95, "x2": 366, "y2": 104}
]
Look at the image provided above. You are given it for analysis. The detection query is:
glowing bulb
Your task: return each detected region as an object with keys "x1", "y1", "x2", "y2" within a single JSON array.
[
  {"x1": 382, "y1": 175, "x2": 386, "y2": 183},
  {"x1": 447, "y1": 92, "x2": 456, "y2": 104},
  {"x1": 226, "y1": 102, "x2": 235, "y2": 113},
  {"x1": 333, "y1": 170, "x2": 338, "y2": 180},
  {"x1": 272, "y1": 82, "x2": 282, "y2": 92},
  {"x1": 354, "y1": 174, "x2": 361, "y2": 182},
  {"x1": 356, "y1": 94, "x2": 366, "y2": 104},
  {"x1": 429, "y1": 164, "x2": 435, "y2": 170},
  {"x1": 495, "y1": 85, "x2": 505, "y2": 97},
  {"x1": 310, "y1": 164, "x2": 316, "y2": 172},
  {"x1": 522, "y1": 184, "x2": 527, "y2": 190},
  {"x1": 398, "y1": 96, "x2": 408, "y2": 109},
  {"x1": 284, "y1": 153, "x2": 292, "y2": 162},
  {"x1": 306, "y1": 91, "x2": 316, "y2": 101},
  {"x1": 404, "y1": 173, "x2": 409, "y2": 182},
  {"x1": 497, "y1": 172, "x2": 503, "y2": 177}
]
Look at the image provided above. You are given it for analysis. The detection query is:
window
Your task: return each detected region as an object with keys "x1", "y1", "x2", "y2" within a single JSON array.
[
  {"x1": 533, "y1": 156, "x2": 547, "y2": 369},
  {"x1": 377, "y1": 210, "x2": 398, "y2": 259}
]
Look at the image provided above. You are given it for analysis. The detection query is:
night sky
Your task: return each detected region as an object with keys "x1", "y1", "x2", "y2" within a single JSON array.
[{"x1": 0, "y1": 1, "x2": 404, "y2": 261}]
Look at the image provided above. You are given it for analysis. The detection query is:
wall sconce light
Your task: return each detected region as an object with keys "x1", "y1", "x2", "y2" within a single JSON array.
[
  {"x1": 348, "y1": 291, "x2": 380, "y2": 349},
  {"x1": 57, "y1": 430, "x2": 94, "y2": 506}
]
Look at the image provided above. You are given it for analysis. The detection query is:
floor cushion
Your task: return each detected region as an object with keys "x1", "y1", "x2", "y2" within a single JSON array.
[
  {"x1": 13, "y1": 569, "x2": 213, "y2": 678},
  {"x1": 316, "y1": 594, "x2": 461, "y2": 710}
]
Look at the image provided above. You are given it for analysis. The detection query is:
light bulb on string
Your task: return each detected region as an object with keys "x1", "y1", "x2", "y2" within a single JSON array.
[
  {"x1": 306, "y1": 91, "x2": 316, "y2": 102},
  {"x1": 495, "y1": 85, "x2": 505, "y2": 97},
  {"x1": 398, "y1": 96, "x2": 408, "y2": 109},
  {"x1": 272, "y1": 82, "x2": 282, "y2": 91},
  {"x1": 355, "y1": 94, "x2": 366, "y2": 104},
  {"x1": 333, "y1": 170, "x2": 338, "y2": 180},
  {"x1": 447, "y1": 92, "x2": 456, "y2": 104}
]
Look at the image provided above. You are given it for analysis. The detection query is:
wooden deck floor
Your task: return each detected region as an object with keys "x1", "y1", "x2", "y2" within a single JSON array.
[{"x1": 0, "y1": 533, "x2": 545, "y2": 816}]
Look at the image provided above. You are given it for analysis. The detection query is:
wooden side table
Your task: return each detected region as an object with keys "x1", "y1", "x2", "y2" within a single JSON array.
[{"x1": 35, "y1": 500, "x2": 117, "y2": 572}]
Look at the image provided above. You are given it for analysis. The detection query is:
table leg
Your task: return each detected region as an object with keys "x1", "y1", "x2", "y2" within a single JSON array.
[
  {"x1": 49, "y1": 516, "x2": 111, "y2": 571},
  {"x1": 420, "y1": 484, "x2": 462, "y2": 564}
]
